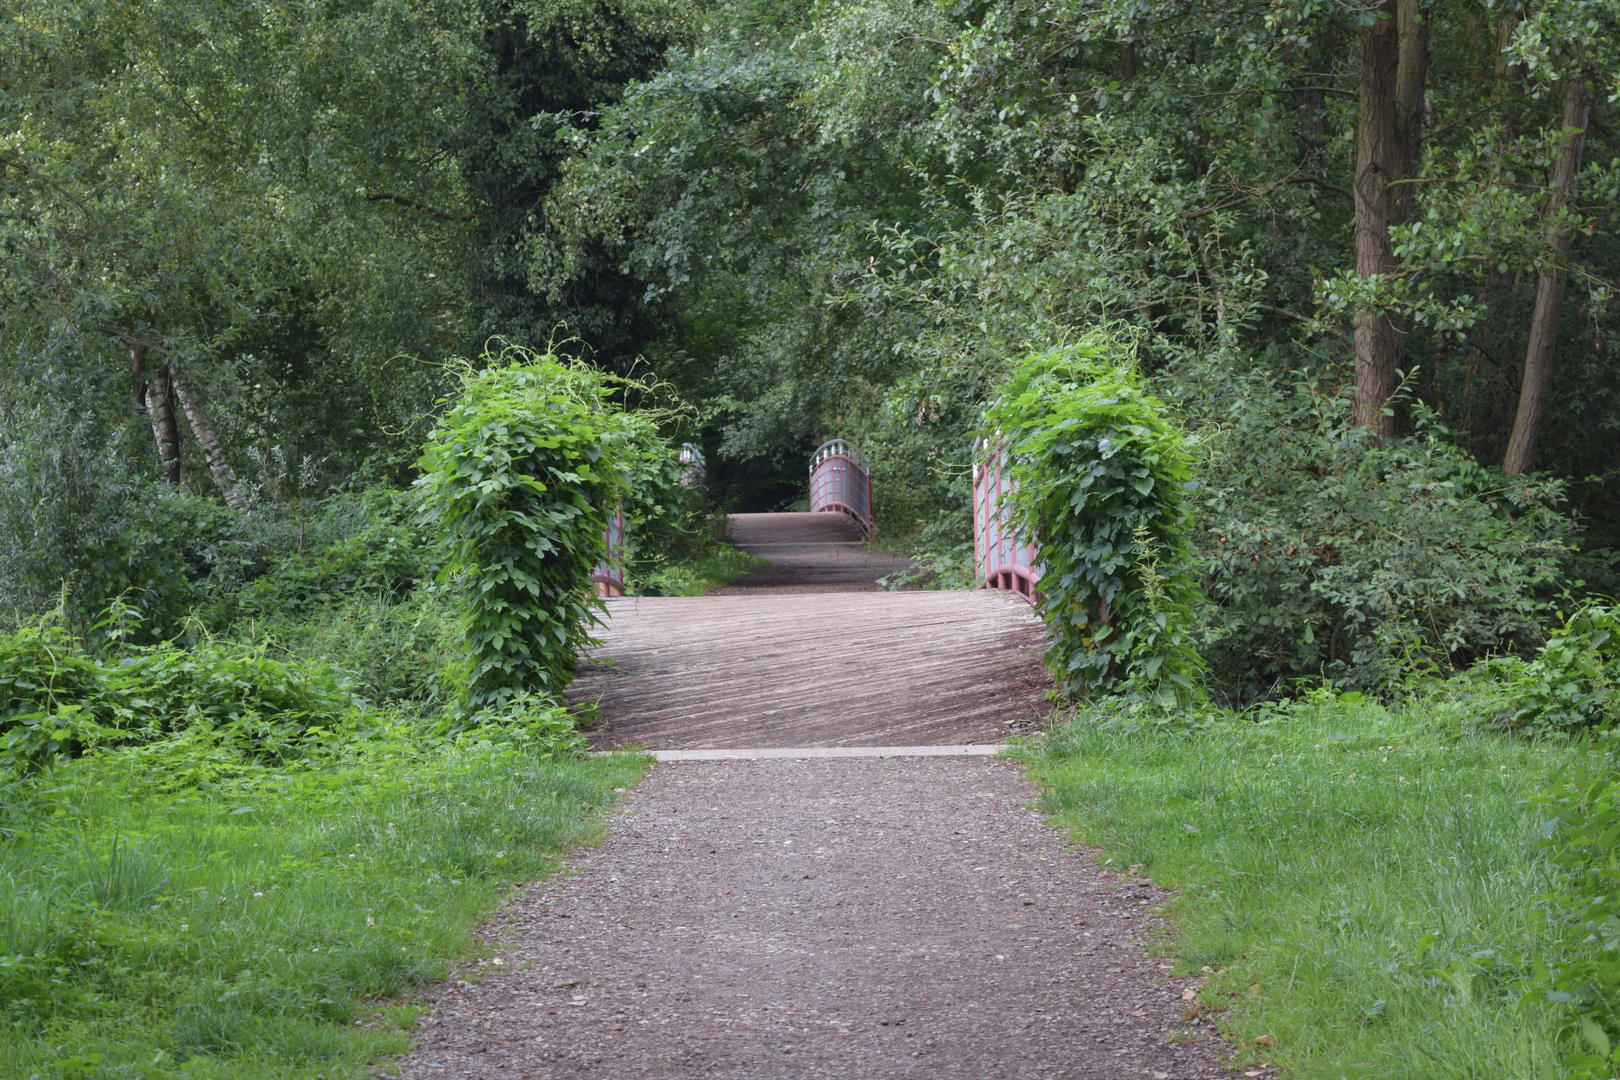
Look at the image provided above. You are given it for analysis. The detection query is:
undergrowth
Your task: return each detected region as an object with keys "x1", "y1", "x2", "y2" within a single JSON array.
[{"x1": 628, "y1": 542, "x2": 764, "y2": 596}]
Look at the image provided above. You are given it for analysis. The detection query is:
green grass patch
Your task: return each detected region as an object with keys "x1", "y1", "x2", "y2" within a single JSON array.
[
  {"x1": 1018, "y1": 694, "x2": 1574, "y2": 1079},
  {"x1": 630, "y1": 542, "x2": 765, "y2": 596},
  {"x1": 0, "y1": 743, "x2": 648, "y2": 1078}
]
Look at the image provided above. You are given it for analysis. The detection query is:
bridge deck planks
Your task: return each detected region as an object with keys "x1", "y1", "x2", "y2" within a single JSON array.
[{"x1": 572, "y1": 590, "x2": 1051, "y2": 749}]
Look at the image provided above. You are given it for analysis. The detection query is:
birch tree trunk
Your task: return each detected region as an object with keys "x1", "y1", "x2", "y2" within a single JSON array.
[
  {"x1": 170, "y1": 365, "x2": 248, "y2": 509},
  {"x1": 1353, "y1": 0, "x2": 1403, "y2": 443},
  {"x1": 1503, "y1": 77, "x2": 1595, "y2": 475},
  {"x1": 131, "y1": 344, "x2": 181, "y2": 484}
]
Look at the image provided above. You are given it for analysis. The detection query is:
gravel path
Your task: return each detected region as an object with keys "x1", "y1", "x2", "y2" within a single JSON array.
[{"x1": 391, "y1": 757, "x2": 1236, "y2": 1079}]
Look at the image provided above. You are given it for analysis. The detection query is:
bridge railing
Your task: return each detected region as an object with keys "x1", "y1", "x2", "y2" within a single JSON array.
[
  {"x1": 592, "y1": 504, "x2": 627, "y2": 597},
  {"x1": 678, "y1": 442, "x2": 706, "y2": 491},
  {"x1": 973, "y1": 438, "x2": 1042, "y2": 602},
  {"x1": 809, "y1": 438, "x2": 872, "y2": 533}
]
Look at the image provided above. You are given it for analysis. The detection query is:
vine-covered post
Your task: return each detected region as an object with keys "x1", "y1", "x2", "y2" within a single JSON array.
[
  {"x1": 416, "y1": 345, "x2": 630, "y2": 713},
  {"x1": 982, "y1": 334, "x2": 1204, "y2": 706}
]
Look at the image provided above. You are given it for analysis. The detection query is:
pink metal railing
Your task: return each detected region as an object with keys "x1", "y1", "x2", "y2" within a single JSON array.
[
  {"x1": 809, "y1": 438, "x2": 872, "y2": 533},
  {"x1": 595, "y1": 444, "x2": 702, "y2": 599},
  {"x1": 973, "y1": 438, "x2": 1042, "y2": 602},
  {"x1": 678, "y1": 442, "x2": 706, "y2": 491},
  {"x1": 592, "y1": 504, "x2": 626, "y2": 598}
]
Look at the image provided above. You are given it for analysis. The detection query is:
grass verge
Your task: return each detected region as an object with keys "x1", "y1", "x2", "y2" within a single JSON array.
[
  {"x1": 1017, "y1": 692, "x2": 1573, "y2": 1079},
  {"x1": 0, "y1": 744, "x2": 649, "y2": 1078}
]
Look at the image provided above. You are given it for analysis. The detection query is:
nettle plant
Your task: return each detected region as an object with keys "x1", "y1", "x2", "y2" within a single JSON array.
[
  {"x1": 417, "y1": 345, "x2": 631, "y2": 714},
  {"x1": 984, "y1": 336, "x2": 1204, "y2": 705}
]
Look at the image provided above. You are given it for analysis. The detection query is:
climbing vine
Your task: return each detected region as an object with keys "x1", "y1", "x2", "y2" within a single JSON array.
[
  {"x1": 983, "y1": 334, "x2": 1204, "y2": 704},
  {"x1": 417, "y1": 345, "x2": 631, "y2": 712}
]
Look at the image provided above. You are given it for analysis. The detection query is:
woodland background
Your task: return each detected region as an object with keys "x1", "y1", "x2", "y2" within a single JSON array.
[{"x1": 4, "y1": 0, "x2": 1617, "y2": 702}]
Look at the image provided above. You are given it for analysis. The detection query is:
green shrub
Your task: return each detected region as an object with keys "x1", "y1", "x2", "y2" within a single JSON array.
[
  {"x1": 416, "y1": 345, "x2": 630, "y2": 712},
  {"x1": 983, "y1": 334, "x2": 1204, "y2": 704},
  {"x1": 0, "y1": 620, "x2": 117, "y2": 772},
  {"x1": 0, "y1": 616, "x2": 364, "y2": 775},
  {"x1": 218, "y1": 488, "x2": 433, "y2": 623},
  {"x1": 247, "y1": 587, "x2": 460, "y2": 706},
  {"x1": 451, "y1": 689, "x2": 587, "y2": 754},
  {"x1": 102, "y1": 639, "x2": 361, "y2": 762},
  {"x1": 1469, "y1": 605, "x2": 1620, "y2": 734},
  {"x1": 1180, "y1": 365, "x2": 1576, "y2": 700}
]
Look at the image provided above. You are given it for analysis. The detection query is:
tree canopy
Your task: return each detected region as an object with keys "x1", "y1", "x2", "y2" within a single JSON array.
[{"x1": 2, "y1": 0, "x2": 1617, "y2": 691}]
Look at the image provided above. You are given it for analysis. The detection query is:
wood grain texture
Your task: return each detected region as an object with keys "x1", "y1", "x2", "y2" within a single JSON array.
[
  {"x1": 572, "y1": 590, "x2": 1051, "y2": 749},
  {"x1": 710, "y1": 512, "x2": 916, "y2": 594}
]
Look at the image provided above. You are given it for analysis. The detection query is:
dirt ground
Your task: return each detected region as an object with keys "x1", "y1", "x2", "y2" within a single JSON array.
[{"x1": 388, "y1": 757, "x2": 1239, "y2": 1079}]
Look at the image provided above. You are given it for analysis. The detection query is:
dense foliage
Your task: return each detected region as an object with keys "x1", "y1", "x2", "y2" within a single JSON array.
[
  {"x1": 1185, "y1": 368, "x2": 1577, "y2": 699},
  {"x1": 416, "y1": 346, "x2": 632, "y2": 712},
  {"x1": 985, "y1": 336, "x2": 1203, "y2": 703}
]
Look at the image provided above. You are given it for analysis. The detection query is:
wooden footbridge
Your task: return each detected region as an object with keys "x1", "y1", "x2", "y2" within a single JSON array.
[
  {"x1": 395, "y1": 445, "x2": 1244, "y2": 1080},
  {"x1": 572, "y1": 443, "x2": 1052, "y2": 749}
]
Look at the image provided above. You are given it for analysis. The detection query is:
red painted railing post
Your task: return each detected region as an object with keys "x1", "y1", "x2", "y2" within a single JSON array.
[
  {"x1": 592, "y1": 504, "x2": 627, "y2": 598},
  {"x1": 808, "y1": 439, "x2": 873, "y2": 533},
  {"x1": 972, "y1": 438, "x2": 1042, "y2": 603}
]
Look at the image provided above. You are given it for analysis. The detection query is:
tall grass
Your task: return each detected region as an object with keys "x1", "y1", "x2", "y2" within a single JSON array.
[
  {"x1": 0, "y1": 745, "x2": 646, "y2": 1078},
  {"x1": 1021, "y1": 694, "x2": 1574, "y2": 1079}
]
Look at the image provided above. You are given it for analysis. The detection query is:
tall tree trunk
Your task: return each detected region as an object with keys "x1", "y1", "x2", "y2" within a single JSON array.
[
  {"x1": 1494, "y1": 13, "x2": 1521, "y2": 81},
  {"x1": 1391, "y1": 0, "x2": 1429, "y2": 227},
  {"x1": 170, "y1": 366, "x2": 248, "y2": 509},
  {"x1": 131, "y1": 344, "x2": 181, "y2": 484},
  {"x1": 1353, "y1": 0, "x2": 1403, "y2": 442},
  {"x1": 1503, "y1": 77, "x2": 1595, "y2": 475},
  {"x1": 1122, "y1": 37, "x2": 1137, "y2": 81}
]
